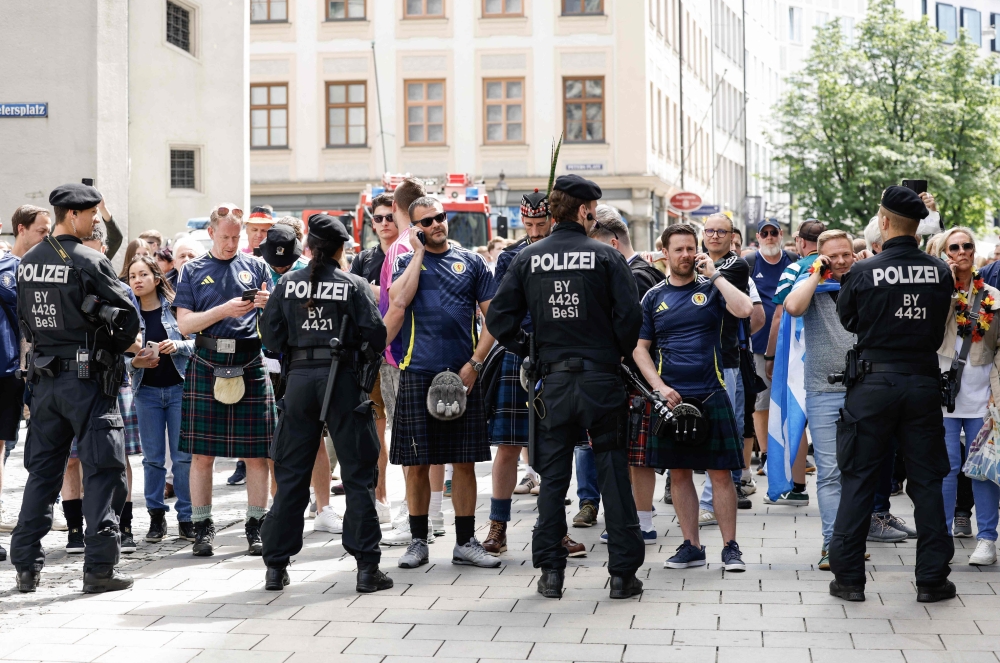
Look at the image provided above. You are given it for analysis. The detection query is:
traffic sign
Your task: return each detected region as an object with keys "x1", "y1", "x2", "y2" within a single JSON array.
[
  {"x1": 690, "y1": 204, "x2": 720, "y2": 217},
  {"x1": 669, "y1": 191, "x2": 702, "y2": 212}
]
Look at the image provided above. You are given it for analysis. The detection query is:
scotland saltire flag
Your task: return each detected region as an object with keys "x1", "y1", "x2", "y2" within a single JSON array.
[{"x1": 766, "y1": 270, "x2": 840, "y2": 501}]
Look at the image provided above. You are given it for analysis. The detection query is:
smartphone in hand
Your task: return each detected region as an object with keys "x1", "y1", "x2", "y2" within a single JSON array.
[
  {"x1": 241, "y1": 288, "x2": 259, "y2": 302},
  {"x1": 416, "y1": 231, "x2": 427, "y2": 245},
  {"x1": 145, "y1": 341, "x2": 160, "y2": 358}
]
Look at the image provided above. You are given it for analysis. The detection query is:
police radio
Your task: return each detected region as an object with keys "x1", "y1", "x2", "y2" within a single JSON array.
[{"x1": 77, "y1": 335, "x2": 90, "y2": 379}]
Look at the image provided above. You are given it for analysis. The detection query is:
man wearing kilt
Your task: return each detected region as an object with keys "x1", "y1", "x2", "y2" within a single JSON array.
[
  {"x1": 385, "y1": 196, "x2": 501, "y2": 569},
  {"x1": 175, "y1": 204, "x2": 275, "y2": 557},
  {"x1": 634, "y1": 224, "x2": 752, "y2": 572}
]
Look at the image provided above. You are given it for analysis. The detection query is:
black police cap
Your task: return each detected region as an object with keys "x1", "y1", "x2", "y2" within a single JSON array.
[
  {"x1": 49, "y1": 183, "x2": 101, "y2": 210},
  {"x1": 881, "y1": 185, "x2": 929, "y2": 221},
  {"x1": 308, "y1": 213, "x2": 352, "y2": 244},
  {"x1": 260, "y1": 224, "x2": 302, "y2": 268},
  {"x1": 553, "y1": 174, "x2": 602, "y2": 202}
]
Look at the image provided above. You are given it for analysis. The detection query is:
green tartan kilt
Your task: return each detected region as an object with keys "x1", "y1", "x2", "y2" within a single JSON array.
[
  {"x1": 179, "y1": 347, "x2": 276, "y2": 458},
  {"x1": 646, "y1": 390, "x2": 744, "y2": 471}
]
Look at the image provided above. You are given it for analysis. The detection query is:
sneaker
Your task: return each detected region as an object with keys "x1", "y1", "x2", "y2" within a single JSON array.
[
  {"x1": 382, "y1": 522, "x2": 413, "y2": 547},
  {"x1": 375, "y1": 500, "x2": 391, "y2": 525},
  {"x1": 177, "y1": 521, "x2": 196, "y2": 542},
  {"x1": 736, "y1": 484, "x2": 752, "y2": 510},
  {"x1": 665, "y1": 540, "x2": 707, "y2": 569},
  {"x1": 530, "y1": 480, "x2": 541, "y2": 495},
  {"x1": 0, "y1": 502, "x2": 14, "y2": 533},
  {"x1": 698, "y1": 509, "x2": 717, "y2": 527},
  {"x1": 513, "y1": 474, "x2": 539, "y2": 495},
  {"x1": 483, "y1": 520, "x2": 507, "y2": 556},
  {"x1": 572, "y1": 501, "x2": 598, "y2": 527},
  {"x1": 722, "y1": 540, "x2": 746, "y2": 572},
  {"x1": 392, "y1": 501, "x2": 410, "y2": 529},
  {"x1": 66, "y1": 527, "x2": 85, "y2": 554},
  {"x1": 398, "y1": 538, "x2": 429, "y2": 568},
  {"x1": 757, "y1": 452, "x2": 767, "y2": 476},
  {"x1": 969, "y1": 539, "x2": 997, "y2": 566},
  {"x1": 601, "y1": 529, "x2": 657, "y2": 546},
  {"x1": 227, "y1": 460, "x2": 247, "y2": 486},
  {"x1": 443, "y1": 479, "x2": 452, "y2": 498},
  {"x1": 764, "y1": 491, "x2": 809, "y2": 506},
  {"x1": 891, "y1": 480, "x2": 905, "y2": 496},
  {"x1": 452, "y1": 537, "x2": 502, "y2": 568},
  {"x1": 307, "y1": 500, "x2": 317, "y2": 519},
  {"x1": 881, "y1": 512, "x2": 917, "y2": 539},
  {"x1": 245, "y1": 516, "x2": 264, "y2": 555},
  {"x1": 120, "y1": 527, "x2": 137, "y2": 554},
  {"x1": 431, "y1": 511, "x2": 446, "y2": 537},
  {"x1": 953, "y1": 514, "x2": 973, "y2": 538},
  {"x1": 916, "y1": 579, "x2": 956, "y2": 603},
  {"x1": 741, "y1": 476, "x2": 757, "y2": 495},
  {"x1": 193, "y1": 519, "x2": 216, "y2": 556},
  {"x1": 867, "y1": 514, "x2": 907, "y2": 543},
  {"x1": 805, "y1": 459, "x2": 816, "y2": 474},
  {"x1": 52, "y1": 505, "x2": 68, "y2": 532},
  {"x1": 818, "y1": 550, "x2": 831, "y2": 571},
  {"x1": 662, "y1": 472, "x2": 672, "y2": 504},
  {"x1": 562, "y1": 535, "x2": 587, "y2": 557},
  {"x1": 145, "y1": 509, "x2": 167, "y2": 542},
  {"x1": 314, "y1": 506, "x2": 344, "y2": 534}
]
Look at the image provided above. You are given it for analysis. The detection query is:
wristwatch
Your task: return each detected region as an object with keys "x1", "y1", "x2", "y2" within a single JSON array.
[
  {"x1": 709, "y1": 272, "x2": 722, "y2": 286},
  {"x1": 468, "y1": 359, "x2": 484, "y2": 373}
]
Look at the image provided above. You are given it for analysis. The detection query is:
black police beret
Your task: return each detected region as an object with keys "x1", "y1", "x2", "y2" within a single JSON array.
[
  {"x1": 553, "y1": 174, "x2": 602, "y2": 201},
  {"x1": 49, "y1": 183, "x2": 101, "y2": 210},
  {"x1": 881, "y1": 185, "x2": 929, "y2": 221},
  {"x1": 260, "y1": 224, "x2": 302, "y2": 268},
  {"x1": 308, "y1": 213, "x2": 352, "y2": 244}
]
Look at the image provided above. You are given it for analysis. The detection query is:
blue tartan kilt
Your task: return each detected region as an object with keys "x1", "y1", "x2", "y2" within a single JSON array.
[
  {"x1": 488, "y1": 351, "x2": 529, "y2": 446},
  {"x1": 70, "y1": 385, "x2": 141, "y2": 459}
]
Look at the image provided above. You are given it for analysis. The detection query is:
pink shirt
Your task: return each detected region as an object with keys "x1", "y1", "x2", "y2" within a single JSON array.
[{"x1": 379, "y1": 227, "x2": 412, "y2": 366}]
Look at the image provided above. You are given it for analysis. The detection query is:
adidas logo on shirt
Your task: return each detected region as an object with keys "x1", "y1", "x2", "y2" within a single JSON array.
[
  {"x1": 656, "y1": 302, "x2": 668, "y2": 312},
  {"x1": 756, "y1": 273, "x2": 763, "y2": 278},
  {"x1": 201, "y1": 276, "x2": 215, "y2": 285}
]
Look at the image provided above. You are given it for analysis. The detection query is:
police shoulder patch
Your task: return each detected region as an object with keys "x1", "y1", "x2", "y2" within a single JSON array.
[{"x1": 0, "y1": 273, "x2": 13, "y2": 288}]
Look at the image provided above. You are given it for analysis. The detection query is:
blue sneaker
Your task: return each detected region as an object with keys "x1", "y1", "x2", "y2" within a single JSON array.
[
  {"x1": 665, "y1": 540, "x2": 706, "y2": 569},
  {"x1": 722, "y1": 540, "x2": 746, "y2": 572},
  {"x1": 600, "y1": 529, "x2": 658, "y2": 545}
]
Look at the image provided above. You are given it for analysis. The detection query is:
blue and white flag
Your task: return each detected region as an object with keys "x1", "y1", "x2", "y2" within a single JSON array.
[{"x1": 766, "y1": 269, "x2": 840, "y2": 500}]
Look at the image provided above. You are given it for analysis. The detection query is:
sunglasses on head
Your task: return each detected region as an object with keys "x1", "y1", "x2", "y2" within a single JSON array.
[
  {"x1": 413, "y1": 212, "x2": 447, "y2": 228},
  {"x1": 949, "y1": 242, "x2": 975, "y2": 253},
  {"x1": 215, "y1": 206, "x2": 243, "y2": 218},
  {"x1": 594, "y1": 220, "x2": 618, "y2": 241},
  {"x1": 372, "y1": 213, "x2": 394, "y2": 224},
  {"x1": 703, "y1": 228, "x2": 730, "y2": 238},
  {"x1": 759, "y1": 228, "x2": 780, "y2": 238}
]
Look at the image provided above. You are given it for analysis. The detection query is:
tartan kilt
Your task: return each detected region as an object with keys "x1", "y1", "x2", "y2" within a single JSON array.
[
  {"x1": 646, "y1": 389, "x2": 744, "y2": 471},
  {"x1": 390, "y1": 369, "x2": 490, "y2": 466},
  {"x1": 627, "y1": 389, "x2": 651, "y2": 467},
  {"x1": 179, "y1": 347, "x2": 276, "y2": 458},
  {"x1": 488, "y1": 350, "x2": 529, "y2": 446},
  {"x1": 70, "y1": 385, "x2": 141, "y2": 458}
]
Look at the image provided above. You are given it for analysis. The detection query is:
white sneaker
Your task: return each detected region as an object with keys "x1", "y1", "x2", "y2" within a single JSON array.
[
  {"x1": 375, "y1": 500, "x2": 391, "y2": 524},
  {"x1": 392, "y1": 501, "x2": 410, "y2": 529},
  {"x1": 313, "y1": 506, "x2": 344, "y2": 534},
  {"x1": 51, "y1": 504, "x2": 68, "y2": 532},
  {"x1": 970, "y1": 539, "x2": 997, "y2": 566},
  {"x1": 698, "y1": 509, "x2": 717, "y2": 528},
  {"x1": 382, "y1": 520, "x2": 412, "y2": 546},
  {"x1": 452, "y1": 537, "x2": 501, "y2": 568},
  {"x1": 431, "y1": 511, "x2": 445, "y2": 536},
  {"x1": 513, "y1": 474, "x2": 539, "y2": 495},
  {"x1": 742, "y1": 477, "x2": 757, "y2": 495},
  {"x1": 0, "y1": 502, "x2": 14, "y2": 533}
]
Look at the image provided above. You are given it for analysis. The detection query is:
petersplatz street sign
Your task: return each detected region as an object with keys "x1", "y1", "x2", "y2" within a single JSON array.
[{"x1": 669, "y1": 191, "x2": 702, "y2": 212}]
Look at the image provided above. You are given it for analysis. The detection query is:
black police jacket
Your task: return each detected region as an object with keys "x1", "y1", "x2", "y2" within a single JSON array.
[
  {"x1": 17, "y1": 234, "x2": 140, "y2": 358},
  {"x1": 261, "y1": 260, "x2": 387, "y2": 356},
  {"x1": 837, "y1": 235, "x2": 953, "y2": 364},
  {"x1": 486, "y1": 221, "x2": 642, "y2": 365}
]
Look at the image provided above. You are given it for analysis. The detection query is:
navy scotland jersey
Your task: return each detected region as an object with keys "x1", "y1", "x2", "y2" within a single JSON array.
[
  {"x1": 494, "y1": 237, "x2": 534, "y2": 334},
  {"x1": 173, "y1": 252, "x2": 270, "y2": 339},
  {"x1": 639, "y1": 276, "x2": 728, "y2": 395},
  {"x1": 392, "y1": 247, "x2": 497, "y2": 375},
  {"x1": 0, "y1": 253, "x2": 20, "y2": 376}
]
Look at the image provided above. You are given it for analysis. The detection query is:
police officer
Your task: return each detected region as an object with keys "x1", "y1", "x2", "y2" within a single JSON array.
[
  {"x1": 12, "y1": 183, "x2": 141, "y2": 593},
  {"x1": 830, "y1": 185, "x2": 955, "y2": 603},
  {"x1": 486, "y1": 175, "x2": 645, "y2": 599},
  {"x1": 259, "y1": 214, "x2": 392, "y2": 594}
]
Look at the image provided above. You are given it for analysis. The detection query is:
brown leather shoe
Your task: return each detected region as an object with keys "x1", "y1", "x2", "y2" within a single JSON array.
[
  {"x1": 562, "y1": 535, "x2": 587, "y2": 558},
  {"x1": 482, "y1": 520, "x2": 507, "y2": 556},
  {"x1": 164, "y1": 482, "x2": 175, "y2": 500}
]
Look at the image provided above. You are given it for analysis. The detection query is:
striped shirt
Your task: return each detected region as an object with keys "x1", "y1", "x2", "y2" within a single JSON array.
[
  {"x1": 772, "y1": 253, "x2": 818, "y2": 306},
  {"x1": 379, "y1": 227, "x2": 413, "y2": 366}
]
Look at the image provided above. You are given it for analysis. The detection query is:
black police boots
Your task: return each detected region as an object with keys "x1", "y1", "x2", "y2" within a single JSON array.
[
  {"x1": 609, "y1": 574, "x2": 644, "y2": 599},
  {"x1": 917, "y1": 580, "x2": 957, "y2": 603},
  {"x1": 264, "y1": 565, "x2": 290, "y2": 591},
  {"x1": 16, "y1": 569, "x2": 40, "y2": 593},
  {"x1": 536, "y1": 568, "x2": 564, "y2": 598},
  {"x1": 193, "y1": 519, "x2": 216, "y2": 556},
  {"x1": 356, "y1": 563, "x2": 394, "y2": 593},
  {"x1": 83, "y1": 568, "x2": 134, "y2": 594},
  {"x1": 829, "y1": 579, "x2": 866, "y2": 602}
]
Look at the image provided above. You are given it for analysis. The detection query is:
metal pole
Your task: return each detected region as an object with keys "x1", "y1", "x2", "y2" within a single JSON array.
[
  {"x1": 679, "y1": 0, "x2": 685, "y2": 191},
  {"x1": 741, "y1": 0, "x2": 749, "y2": 235},
  {"x1": 371, "y1": 41, "x2": 388, "y2": 174}
]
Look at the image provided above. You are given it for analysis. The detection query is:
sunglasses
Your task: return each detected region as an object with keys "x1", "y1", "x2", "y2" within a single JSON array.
[
  {"x1": 594, "y1": 220, "x2": 618, "y2": 241},
  {"x1": 949, "y1": 242, "x2": 975, "y2": 253},
  {"x1": 703, "y1": 228, "x2": 730, "y2": 238},
  {"x1": 413, "y1": 212, "x2": 447, "y2": 228},
  {"x1": 758, "y1": 229, "x2": 780, "y2": 238},
  {"x1": 372, "y1": 213, "x2": 394, "y2": 224},
  {"x1": 215, "y1": 206, "x2": 243, "y2": 218}
]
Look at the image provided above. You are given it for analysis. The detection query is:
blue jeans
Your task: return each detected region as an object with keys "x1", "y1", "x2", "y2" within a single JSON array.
[
  {"x1": 135, "y1": 384, "x2": 191, "y2": 521},
  {"x1": 700, "y1": 367, "x2": 744, "y2": 510},
  {"x1": 943, "y1": 417, "x2": 999, "y2": 540},
  {"x1": 806, "y1": 391, "x2": 844, "y2": 549},
  {"x1": 575, "y1": 445, "x2": 600, "y2": 509}
]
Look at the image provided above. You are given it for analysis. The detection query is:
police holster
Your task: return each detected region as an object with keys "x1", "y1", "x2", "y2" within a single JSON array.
[
  {"x1": 31, "y1": 354, "x2": 59, "y2": 378},
  {"x1": 356, "y1": 341, "x2": 381, "y2": 393},
  {"x1": 94, "y1": 349, "x2": 124, "y2": 398},
  {"x1": 590, "y1": 405, "x2": 629, "y2": 454}
]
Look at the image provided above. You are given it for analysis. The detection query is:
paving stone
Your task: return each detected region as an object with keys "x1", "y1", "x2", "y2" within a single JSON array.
[
  {"x1": 494, "y1": 626, "x2": 584, "y2": 643},
  {"x1": 621, "y1": 644, "x2": 717, "y2": 662},
  {"x1": 527, "y1": 643, "x2": 624, "y2": 661}
]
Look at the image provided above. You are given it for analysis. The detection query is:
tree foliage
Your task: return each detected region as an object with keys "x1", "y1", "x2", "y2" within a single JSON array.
[{"x1": 771, "y1": 0, "x2": 1000, "y2": 231}]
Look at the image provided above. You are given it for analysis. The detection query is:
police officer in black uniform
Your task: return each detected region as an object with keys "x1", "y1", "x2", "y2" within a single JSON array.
[
  {"x1": 486, "y1": 175, "x2": 645, "y2": 600},
  {"x1": 259, "y1": 214, "x2": 392, "y2": 594},
  {"x1": 12, "y1": 183, "x2": 141, "y2": 593},
  {"x1": 829, "y1": 185, "x2": 955, "y2": 603}
]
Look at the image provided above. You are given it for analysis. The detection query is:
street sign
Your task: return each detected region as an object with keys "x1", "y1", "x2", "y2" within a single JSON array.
[
  {"x1": 690, "y1": 204, "x2": 721, "y2": 217},
  {"x1": 565, "y1": 163, "x2": 603, "y2": 171},
  {"x1": 669, "y1": 191, "x2": 702, "y2": 212},
  {"x1": 0, "y1": 103, "x2": 47, "y2": 118}
]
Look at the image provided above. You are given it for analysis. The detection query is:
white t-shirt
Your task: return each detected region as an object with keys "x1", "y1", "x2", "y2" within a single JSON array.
[{"x1": 946, "y1": 335, "x2": 992, "y2": 419}]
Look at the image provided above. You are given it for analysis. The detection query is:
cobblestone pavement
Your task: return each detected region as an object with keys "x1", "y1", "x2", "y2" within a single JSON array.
[{"x1": 1, "y1": 423, "x2": 999, "y2": 662}]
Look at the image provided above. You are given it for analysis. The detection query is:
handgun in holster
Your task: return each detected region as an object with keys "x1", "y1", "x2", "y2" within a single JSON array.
[
  {"x1": 94, "y1": 349, "x2": 124, "y2": 398},
  {"x1": 828, "y1": 347, "x2": 868, "y2": 389},
  {"x1": 356, "y1": 340, "x2": 381, "y2": 393}
]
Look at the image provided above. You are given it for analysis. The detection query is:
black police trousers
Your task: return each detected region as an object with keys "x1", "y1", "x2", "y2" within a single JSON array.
[
  {"x1": 533, "y1": 371, "x2": 644, "y2": 575},
  {"x1": 261, "y1": 366, "x2": 382, "y2": 567},
  {"x1": 828, "y1": 372, "x2": 953, "y2": 587},
  {"x1": 12, "y1": 374, "x2": 127, "y2": 574}
]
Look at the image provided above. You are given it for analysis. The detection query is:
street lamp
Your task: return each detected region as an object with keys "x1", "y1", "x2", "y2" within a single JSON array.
[{"x1": 493, "y1": 170, "x2": 510, "y2": 208}]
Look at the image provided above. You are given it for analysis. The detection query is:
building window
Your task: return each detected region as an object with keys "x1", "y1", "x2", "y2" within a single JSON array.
[
  {"x1": 170, "y1": 149, "x2": 197, "y2": 189},
  {"x1": 563, "y1": 77, "x2": 604, "y2": 142},
  {"x1": 405, "y1": 0, "x2": 444, "y2": 18},
  {"x1": 962, "y1": 8, "x2": 982, "y2": 46},
  {"x1": 483, "y1": 0, "x2": 522, "y2": 17},
  {"x1": 250, "y1": 0, "x2": 287, "y2": 22},
  {"x1": 788, "y1": 6, "x2": 802, "y2": 42},
  {"x1": 166, "y1": 1, "x2": 191, "y2": 52},
  {"x1": 938, "y1": 3, "x2": 958, "y2": 43},
  {"x1": 328, "y1": 0, "x2": 365, "y2": 20},
  {"x1": 327, "y1": 82, "x2": 367, "y2": 146},
  {"x1": 992, "y1": 14, "x2": 1000, "y2": 52},
  {"x1": 484, "y1": 79, "x2": 524, "y2": 144},
  {"x1": 562, "y1": 0, "x2": 603, "y2": 15},
  {"x1": 405, "y1": 80, "x2": 446, "y2": 146},
  {"x1": 250, "y1": 84, "x2": 288, "y2": 148}
]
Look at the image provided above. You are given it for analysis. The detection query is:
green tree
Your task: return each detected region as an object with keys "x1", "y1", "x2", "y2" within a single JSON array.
[{"x1": 771, "y1": 0, "x2": 1000, "y2": 230}]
